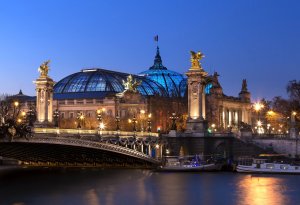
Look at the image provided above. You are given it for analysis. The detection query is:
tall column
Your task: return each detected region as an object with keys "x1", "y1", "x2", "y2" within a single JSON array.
[
  {"x1": 202, "y1": 86, "x2": 206, "y2": 119},
  {"x1": 35, "y1": 60, "x2": 54, "y2": 127},
  {"x1": 185, "y1": 51, "x2": 208, "y2": 135}
]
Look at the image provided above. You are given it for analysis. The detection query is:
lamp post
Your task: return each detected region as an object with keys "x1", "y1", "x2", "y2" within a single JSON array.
[
  {"x1": 115, "y1": 114, "x2": 120, "y2": 132},
  {"x1": 169, "y1": 112, "x2": 178, "y2": 130},
  {"x1": 77, "y1": 112, "x2": 84, "y2": 129},
  {"x1": 211, "y1": 123, "x2": 216, "y2": 133},
  {"x1": 27, "y1": 106, "x2": 35, "y2": 127},
  {"x1": 147, "y1": 113, "x2": 152, "y2": 135},
  {"x1": 132, "y1": 113, "x2": 137, "y2": 132},
  {"x1": 21, "y1": 111, "x2": 26, "y2": 123},
  {"x1": 97, "y1": 108, "x2": 105, "y2": 136},
  {"x1": 253, "y1": 102, "x2": 264, "y2": 134},
  {"x1": 53, "y1": 109, "x2": 59, "y2": 128},
  {"x1": 140, "y1": 109, "x2": 145, "y2": 132},
  {"x1": 13, "y1": 101, "x2": 20, "y2": 119}
]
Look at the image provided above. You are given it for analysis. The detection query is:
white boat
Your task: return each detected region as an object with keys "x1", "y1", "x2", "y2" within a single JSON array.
[
  {"x1": 157, "y1": 155, "x2": 222, "y2": 172},
  {"x1": 236, "y1": 154, "x2": 300, "y2": 174}
]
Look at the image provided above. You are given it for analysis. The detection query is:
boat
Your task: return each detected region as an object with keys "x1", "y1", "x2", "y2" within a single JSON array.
[
  {"x1": 157, "y1": 155, "x2": 222, "y2": 172},
  {"x1": 236, "y1": 154, "x2": 300, "y2": 174}
]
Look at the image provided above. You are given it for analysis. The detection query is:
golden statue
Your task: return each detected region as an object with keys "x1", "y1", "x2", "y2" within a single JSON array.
[
  {"x1": 122, "y1": 75, "x2": 141, "y2": 93},
  {"x1": 190, "y1": 51, "x2": 204, "y2": 69},
  {"x1": 38, "y1": 60, "x2": 50, "y2": 77}
]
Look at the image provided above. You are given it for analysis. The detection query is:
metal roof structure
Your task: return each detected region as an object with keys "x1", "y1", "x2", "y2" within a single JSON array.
[
  {"x1": 139, "y1": 47, "x2": 187, "y2": 97},
  {"x1": 53, "y1": 68, "x2": 168, "y2": 99}
]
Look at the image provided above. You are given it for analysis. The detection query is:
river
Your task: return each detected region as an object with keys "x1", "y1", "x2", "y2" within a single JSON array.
[{"x1": 0, "y1": 167, "x2": 300, "y2": 205}]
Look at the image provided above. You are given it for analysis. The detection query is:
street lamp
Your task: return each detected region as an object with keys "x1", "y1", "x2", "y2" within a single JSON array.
[
  {"x1": 21, "y1": 111, "x2": 26, "y2": 123},
  {"x1": 140, "y1": 109, "x2": 145, "y2": 132},
  {"x1": 13, "y1": 101, "x2": 20, "y2": 118},
  {"x1": 53, "y1": 109, "x2": 59, "y2": 127},
  {"x1": 129, "y1": 113, "x2": 137, "y2": 138},
  {"x1": 267, "y1": 123, "x2": 271, "y2": 134},
  {"x1": 77, "y1": 112, "x2": 84, "y2": 128},
  {"x1": 115, "y1": 114, "x2": 120, "y2": 132},
  {"x1": 97, "y1": 108, "x2": 105, "y2": 124},
  {"x1": 96, "y1": 108, "x2": 106, "y2": 136},
  {"x1": 169, "y1": 112, "x2": 178, "y2": 130},
  {"x1": 14, "y1": 101, "x2": 19, "y2": 107},
  {"x1": 26, "y1": 106, "x2": 35, "y2": 127},
  {"x1": 253, "y1": 102, "x2": 264, "y2": 120},
  {"x1": 211, "y1": 123, "x2": 216, "y2": 133},
  {"x1": 147, "y1": 113, "x2": 152, "y2": 134}
]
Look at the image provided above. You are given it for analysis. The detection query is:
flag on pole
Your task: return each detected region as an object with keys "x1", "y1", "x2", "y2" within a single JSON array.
[{"x1": 154, "y1": 35, "x2": 158, "y2": 42}]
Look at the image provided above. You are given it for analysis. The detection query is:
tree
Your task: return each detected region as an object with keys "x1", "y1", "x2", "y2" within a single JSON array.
[
  {"x1": 0, "y1": 97, "x2": 32, "y2": 140},
  {"x1": 287, "y1": 80, "x2": 300, "y2": 102},
  {"x1": 268, "y1": 80, "x2": 300, "y2": 133}
]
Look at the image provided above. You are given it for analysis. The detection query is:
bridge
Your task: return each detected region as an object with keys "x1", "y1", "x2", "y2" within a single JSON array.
[{"x1": 0, "y1": 129, "x2": 162, "y2": 168}]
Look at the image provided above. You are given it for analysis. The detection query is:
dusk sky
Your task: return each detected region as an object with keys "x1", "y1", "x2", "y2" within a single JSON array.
[{"x1": 0, "y1": 0, "x2": 299, "y2": 101}]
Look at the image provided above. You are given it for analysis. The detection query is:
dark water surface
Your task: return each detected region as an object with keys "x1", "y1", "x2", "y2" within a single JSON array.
[{"x1": 0, "y1": 167, "x2": 300, "y2": 205}]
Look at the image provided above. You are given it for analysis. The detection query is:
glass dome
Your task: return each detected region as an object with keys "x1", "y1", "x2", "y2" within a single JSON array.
[
  {"x1": 139, "y1": 47, "x2": 187, "y2": 97},
  {"x1": 54, "y1": 68, "x2": 168, "y2": 99}
]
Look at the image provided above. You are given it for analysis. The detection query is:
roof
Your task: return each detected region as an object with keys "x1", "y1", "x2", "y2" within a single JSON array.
[
  {"x1": 139, "y1": 47, "x2": 187, "y2": 97},
  {"x1": 53, "y1": 68, "x2": 168, "y2": 99}
]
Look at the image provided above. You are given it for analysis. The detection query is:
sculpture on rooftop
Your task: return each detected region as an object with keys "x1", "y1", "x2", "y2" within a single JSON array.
[
  {"x1": 241, "y1": 79, "x2": 248, "y2": 92},
  {"x1": 38, "y1": 60, "x2": 50, "y2": 77},
  {"x1": 190, "y1": 51, "x2": 204, "y2": 69},
  {"x1": 122, "y1": 75, "x2": 141, "y2": 93}
]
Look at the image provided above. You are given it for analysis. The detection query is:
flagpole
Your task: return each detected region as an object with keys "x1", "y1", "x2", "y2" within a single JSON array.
[{"x1": 154, "y1": 35, "x2": 159, "y2": 47}]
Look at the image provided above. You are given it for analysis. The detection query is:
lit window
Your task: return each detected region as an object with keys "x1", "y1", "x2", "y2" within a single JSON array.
[{"x1": 205, "y1": 83, "x2": 213, "y2": 94}]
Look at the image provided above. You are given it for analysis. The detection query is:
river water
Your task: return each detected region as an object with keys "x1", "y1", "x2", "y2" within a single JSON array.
[{"x1": 0, "y1": 167, "x2": 300, "y2": 205}]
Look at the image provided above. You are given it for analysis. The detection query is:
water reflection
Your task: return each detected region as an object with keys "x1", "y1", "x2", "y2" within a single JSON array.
[
  {"x1": 0, "y1": 168, "x2": 300, "y2": 205},
  {"x1": 84, "y1": 189, "x2": 100, "y2": 205},
  {"x1": 237, "y1": 175, "x2": 286, "y2": 205}
]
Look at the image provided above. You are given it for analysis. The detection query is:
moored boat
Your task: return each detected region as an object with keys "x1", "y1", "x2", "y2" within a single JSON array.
[
  {"x1": 157, "y1": 155, "x2": 222, "y2": 172},
  {"x1": 236, "y1": 154, "x2": 300, "y2": 174}
]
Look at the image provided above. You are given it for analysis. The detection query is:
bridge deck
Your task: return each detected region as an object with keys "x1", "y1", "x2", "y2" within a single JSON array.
[{"x1": 0, "y1": 137, "x2": 161, "y2": 168}]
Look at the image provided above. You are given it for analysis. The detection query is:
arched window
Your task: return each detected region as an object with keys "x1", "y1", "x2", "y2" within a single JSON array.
[{"x1": 205, "y1": 83, "x2": 213, "y2": 94}]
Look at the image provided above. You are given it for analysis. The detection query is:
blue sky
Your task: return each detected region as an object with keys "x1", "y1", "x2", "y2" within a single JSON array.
[{"x1": 0, "y1": 0, "x2": 299, "y2": 100}]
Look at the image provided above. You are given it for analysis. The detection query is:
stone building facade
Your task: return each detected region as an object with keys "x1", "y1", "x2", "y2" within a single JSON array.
[{"x1": 11, "y1": 47, "x2": 252, "y2": 133}]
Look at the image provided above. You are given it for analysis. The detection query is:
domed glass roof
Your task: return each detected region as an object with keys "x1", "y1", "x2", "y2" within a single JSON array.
[
  {"x1": 139, "y1": 47, "x2": 187, "y2": 97},
  {"x1": 54, "y1": 68, "x2": 168, "y2": 99}
]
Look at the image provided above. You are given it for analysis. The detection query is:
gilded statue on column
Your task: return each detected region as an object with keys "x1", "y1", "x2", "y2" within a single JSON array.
[
  {"x1": 38, "y1": 60, "x2": 50, "y2": 77},
  {"x1": 190, "y1": 51, "x2": 204, "y2": 70},
  {"x1": 122, "y1": 75, "x2": 141, "y2": 93}
]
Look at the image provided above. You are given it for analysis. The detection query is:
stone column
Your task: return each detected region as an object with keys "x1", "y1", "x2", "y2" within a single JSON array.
[
  {"x1": 185, "y1": 50, "x2": 208, "y2": 135},
  {"x1": 148, "y1": 145, "x2": 152, "y2": 157},
  {"x1": 202, "y1": 86, "x2": 206, "y2": 120},
  {"x1": 35, "y1": 61, "x2": 54, "y2": 127}
]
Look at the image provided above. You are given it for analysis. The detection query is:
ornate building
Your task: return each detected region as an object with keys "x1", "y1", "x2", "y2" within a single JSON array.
[
  {"x1": 12, "y1": 47, "x2": 252, "y2": 133},
  {"x1": 205, "y1": 73, "x2": 252, "y2": 131}
]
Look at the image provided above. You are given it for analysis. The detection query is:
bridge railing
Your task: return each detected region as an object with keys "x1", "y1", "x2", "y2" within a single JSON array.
[
  {"x1": 34, "y1": 128, "x2": 159, "y2": 137},
  {"x1": 10, "y1": 137, "x2": 161, "y2": 164},
  {"x1": 251, "y1": 134, "x2": 290, "y2": 139}
]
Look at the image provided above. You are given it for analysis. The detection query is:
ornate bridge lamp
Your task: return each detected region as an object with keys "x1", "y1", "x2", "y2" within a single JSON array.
[
  {"x1": 115, "y1": 114, "x2": 120, "y2": 134},
  {"x1": 170, "y1": 112, "x2": 178, "y2": 130},
  {"x1": 253, "y1": 102, "x2": 264, "y2": 134},
  {"x1": 132, "y1": 113, "x2": 137, "y2": 138},
  {"x1": 53, "y1": 109, "x2": 59, "y2": 128},
  {"x1": 140, "y1": 109, "x2": 146, "y2": 132},
  {"x1": 97, "y1": 108, "x2": 105, "y2": 137},
  {"x1": 147, "y1": 113, "x2": 152, "y2": 136},
  {"x1": 77, "y1": 112, "x2": 85, "y2": 129}
]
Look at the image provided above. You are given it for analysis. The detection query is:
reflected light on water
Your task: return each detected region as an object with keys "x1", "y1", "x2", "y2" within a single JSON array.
[
  {"x1": 237, "y1": 175, "x2": 287, "y2": 205},
  {"x1": 84, "y1": 189, "x2": 100, "y2": 205}
]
